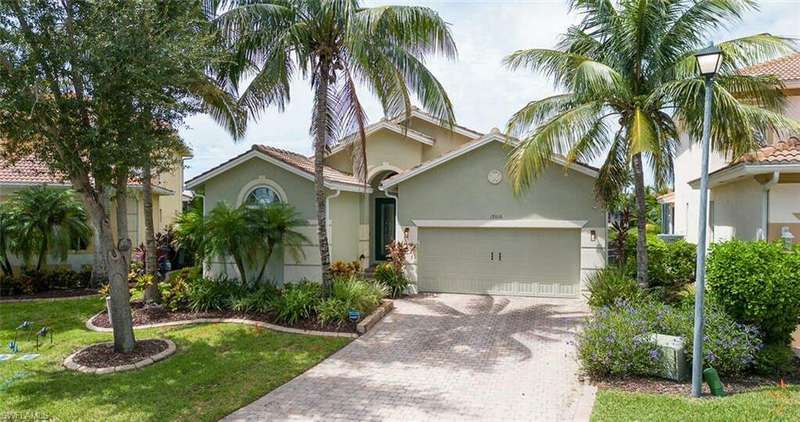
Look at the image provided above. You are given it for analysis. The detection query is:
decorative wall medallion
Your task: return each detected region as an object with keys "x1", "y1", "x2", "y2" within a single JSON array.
[{"x1": 487, "y1": 169, "x2": 503, "y2": 185}]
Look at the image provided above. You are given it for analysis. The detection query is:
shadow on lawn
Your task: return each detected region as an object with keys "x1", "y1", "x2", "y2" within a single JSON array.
[{"x1": 8, "y1": 326, "x2": 343, "y2": 422}]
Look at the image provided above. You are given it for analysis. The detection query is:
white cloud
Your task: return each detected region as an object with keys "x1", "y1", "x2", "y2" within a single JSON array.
[{"x1": 180, "y1": 0, "x2": 800, "y2": 180}]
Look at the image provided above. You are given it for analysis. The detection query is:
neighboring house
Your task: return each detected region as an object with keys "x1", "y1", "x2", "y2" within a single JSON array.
[
  {"x1": 0, "y1": 154, "x2": 187, "y2": 271},
  {"x1": 660, "y1": 53, "x2": 800, "y2": 245},
  {"x1": 186, "y1": 108, "x2": 607, "y2": 298}
]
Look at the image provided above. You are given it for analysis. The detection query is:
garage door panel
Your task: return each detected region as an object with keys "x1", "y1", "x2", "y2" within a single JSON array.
[{"x1": 417, "y1": 227, "x2": 580, "y2": 297}]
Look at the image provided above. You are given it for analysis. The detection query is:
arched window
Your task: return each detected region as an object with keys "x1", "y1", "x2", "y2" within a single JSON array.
[{"x1": 244, "y1": 186, "x2": 281, "y2": 207}]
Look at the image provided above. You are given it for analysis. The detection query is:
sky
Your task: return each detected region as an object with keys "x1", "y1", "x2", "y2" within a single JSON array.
[{"x1": 179, "y1": 0, "x2": 800, "y2": 181}]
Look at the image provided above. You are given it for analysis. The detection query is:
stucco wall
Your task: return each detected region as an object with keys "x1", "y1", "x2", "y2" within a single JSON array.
[
  {"x1": 768, "y1": 183, "x2": 800, "y2": 243},
  {"x1": 407, "y1": 117, "x2": 477, "y2": 161},
  {"x1": 396, "y1": 142, "x2": 605, "y2": 227},
  {"x1": 156, "y1": 159, "x2": 185, "y2": 231},
  {"x1": 709, "y1": 177, "x2": 764, "y2": 242},
  {"x1": 329, "y1": 191, "x2": 361, "y2": 263}
]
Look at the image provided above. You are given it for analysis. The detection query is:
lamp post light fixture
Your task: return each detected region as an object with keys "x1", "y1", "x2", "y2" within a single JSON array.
[{"x1": 691, "y1": 43, "x2": 723, "y2": 398}]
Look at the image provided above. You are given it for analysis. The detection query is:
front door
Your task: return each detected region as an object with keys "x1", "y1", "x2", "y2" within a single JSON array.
[{"x1": 374, "y1": 198, "x2": 396, "y2": 261}]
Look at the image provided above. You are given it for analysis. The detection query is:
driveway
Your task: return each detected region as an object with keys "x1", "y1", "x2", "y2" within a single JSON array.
[{"x1": 224, "y1": 293, "x2": 593, "y2": 422}]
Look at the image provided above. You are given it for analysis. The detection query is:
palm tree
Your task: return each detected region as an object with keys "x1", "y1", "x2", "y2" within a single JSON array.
[
  {"x1": 244, "y1": 202, "x2": 308, "y2": 283},
  {"x1": 9, "y1": 187, "x2": 92, "y2": 272},
  {"x1": 209, "y1": 0, "x2": 457, "y2": 289},
  {"x1": 503, "y1": 0, "x2": 798, "y2": 287},
  {"x1": 192, "y1": 202, "x2": 308, "y2": 285}
]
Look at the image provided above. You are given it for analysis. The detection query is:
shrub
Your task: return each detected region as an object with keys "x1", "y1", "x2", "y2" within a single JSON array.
[
  {"x1": 316, "y1": 297, "x2": 349, "y2": 326},
  {"x1": 272, "y1": 281, "x2": 321, "y2": 324},
  {"x1": 754, "y1": 343, "x2": 796, "y2": 376},
  {"x1": 331, "y1": 276, "x2": 387, "y2": 314},
  {"x1": 231, "y1": 284, "x2": 279, "y2": 314},
  {"x1": 187, "y1": 276, "x2": 237, "y2": 312},
  {"x1": 330, "y1": 260, "x2": 361, "y2": 279},
  {"x1": 578, "y1": 300, "x2": 761, "y2": 377},
  {"x1": 374, "y1": 263, "x2": 408, "y2": 298},
  {"x1": 584, "y1": 267, "x2": 641, "y2": 308},
  {"x1": 625, "y1": 234, "x2": 696, "y2": 302},
  {"x1": 707, "y1": 240, "x2": 800, "y2": 344},
  {"x1": 577, "y1": 300, "x2": 663, "y2": 377},
  {"x1": 0, "y1": 267, "x2": 93, "y2": 296}
]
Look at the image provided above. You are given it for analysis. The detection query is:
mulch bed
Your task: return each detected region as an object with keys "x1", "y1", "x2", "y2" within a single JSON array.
[
  {"x1": 0, "y1": 288, "x2": 98, "y2": 302},
  {"x1": 72, "y1": 339, "x2": 168, "y2": 368},
  {"x1": 92, "y1": 301, "x2": 358, "y2": 334},
  {"x1": 593, "y1": 365, "x2": 800, "y2": 396}
]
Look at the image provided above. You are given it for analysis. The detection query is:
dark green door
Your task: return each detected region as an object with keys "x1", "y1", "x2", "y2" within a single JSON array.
[{"x1": 374, "y1": 198, "x2": 396, "y2": 261}]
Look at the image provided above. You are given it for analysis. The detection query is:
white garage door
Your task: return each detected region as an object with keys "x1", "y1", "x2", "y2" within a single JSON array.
[{"x1": 417, "y1": 227, "x2": 580, "y2": 297}]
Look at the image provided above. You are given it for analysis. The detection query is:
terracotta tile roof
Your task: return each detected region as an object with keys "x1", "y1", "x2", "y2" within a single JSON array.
[
  {"x1": 739, "y1": 137, "x2": 800, "y2": 164},
  {"x1": 738, "y1": 53, "x2": 800, "y2": 81},
  {"x1": 0, "y1": 154, "x2": 173, "y2": 193},
  {"x1": 253, "y1": 145, "x2": 363, "y2": 186}
]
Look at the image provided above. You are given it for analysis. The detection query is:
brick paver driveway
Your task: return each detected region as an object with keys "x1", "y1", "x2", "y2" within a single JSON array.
[{"x1": 224, "y1": 293, "x2": 592, "y2": 422}]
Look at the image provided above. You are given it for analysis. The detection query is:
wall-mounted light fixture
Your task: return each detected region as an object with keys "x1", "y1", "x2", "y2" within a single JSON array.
[{"x1": 590, "y1": 230, "x2": 597, "y2": 242}]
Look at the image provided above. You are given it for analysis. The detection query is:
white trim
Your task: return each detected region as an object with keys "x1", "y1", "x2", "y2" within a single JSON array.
[
  {"x1": 185, "y1": 148, "x2": 369, "y2": 193},
  {"x1": 688, "y1": 163, "x2": 800, "y2": 188},
  {"x1": 367, "y1": 163, "x2": 404, "y2": 182},
  {"x1": 411, "y1": 219, "x2": 588, "y2": 229},
  {"x1": 381, "y1": 134, "x2": 599, "y2": 189},
  {"x1": 235, "y1": 177, "x2": 288, "y2": 206},
  {"x1": 393, "y1": 109, "x2": 483, "y2": 140},
  {"x1": 328, "y1": 120, "x2": 435, "y2": 156}
]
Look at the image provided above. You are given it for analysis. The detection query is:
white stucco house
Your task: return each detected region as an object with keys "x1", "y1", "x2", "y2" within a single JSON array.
[
  {"x1": 186, "y1": 108, "x2": 608, "y2": 297},
  {"x1": 659, "y1": 53, "x2": 800, "y2": 245}
]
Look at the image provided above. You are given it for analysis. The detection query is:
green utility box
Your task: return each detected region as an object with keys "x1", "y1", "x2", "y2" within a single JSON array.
[{"x1": 648, "y1": 334, "x2": 690, "y2": 381}]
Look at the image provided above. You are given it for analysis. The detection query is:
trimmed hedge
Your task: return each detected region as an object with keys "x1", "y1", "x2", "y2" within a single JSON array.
[
  {"x1": 707, "y1": 240, "x2": 800, "y2": 345},
  {"x1": 0, "y1": 266, "x2": 92, "y2": 296}
]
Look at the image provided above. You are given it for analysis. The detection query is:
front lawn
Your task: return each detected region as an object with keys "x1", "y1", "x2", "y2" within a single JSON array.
[
  {"x1": 592, "y1": 387, "x2": 800, "y2": 421},
  {"x1": 0, "y1": 297, "x2": 350, "y2": 421}
]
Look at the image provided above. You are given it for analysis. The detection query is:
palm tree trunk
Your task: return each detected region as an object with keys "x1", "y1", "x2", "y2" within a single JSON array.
[
  {"x1": 632, "y1": 153, "x2": 649, "y2": 287},
  {"x1": 35, "y1": 234, "x2": 47, "y2": 271},
  {"x1": 142, "y1": 161, "x2": 160, "y2": 303},
  {"x1": 314, "y1": 62, "x2": 333, "y2": 291}
]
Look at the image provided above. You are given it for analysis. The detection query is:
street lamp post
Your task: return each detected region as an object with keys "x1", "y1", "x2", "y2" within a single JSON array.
[{"x1": 691, "y1": 44, "x2": 723, "y2": 398}]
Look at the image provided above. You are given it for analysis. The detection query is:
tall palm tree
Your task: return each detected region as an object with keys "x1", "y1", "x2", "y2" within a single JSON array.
[
  {"x1": 9, "y1": 187, "x2": 92, "y2": 271},
  {"x1": 209, "y1": 0, "x2": 457, "y2": 289},
  {"x1": 244, "y1": 202, "x2": 308, "y2": 283},
  {"x1": 504, "y1": 0, "x2": 798, "y2": 287}
]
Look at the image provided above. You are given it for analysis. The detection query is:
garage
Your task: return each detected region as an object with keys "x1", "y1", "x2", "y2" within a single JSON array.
[{"x1": 417, "y1": 226, "x2": 581, "y2": 297}]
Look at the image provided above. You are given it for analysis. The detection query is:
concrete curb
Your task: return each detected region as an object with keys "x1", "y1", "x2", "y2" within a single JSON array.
[
  {"x1": 357, "y1": 300, "x2": 393, "y2": 334},
  {"x1": 63, "y1": 339, "x2": 176, "y2": 374},
  {"x1": 84, "y1": 306, "x2": 392, "y2": 339},
  {"x1": 1, "y1": 293, "x2": 99, "y2": 304},
  {"x1": 572, "y1": 383, "x2": 597, "y2": 422}
]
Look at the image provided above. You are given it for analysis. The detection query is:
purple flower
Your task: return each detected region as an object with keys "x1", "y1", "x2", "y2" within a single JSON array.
[{"x1": 649, "y1": 350, "x2": 661, "y2": 360}]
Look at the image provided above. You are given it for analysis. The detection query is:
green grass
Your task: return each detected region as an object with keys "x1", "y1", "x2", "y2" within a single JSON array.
[
  {"x1": 0, "y1": 297, "x2": 351, "y2": 421},
  {"x1": 593, "y1": 387, "x2": 800, "y2": 421}
]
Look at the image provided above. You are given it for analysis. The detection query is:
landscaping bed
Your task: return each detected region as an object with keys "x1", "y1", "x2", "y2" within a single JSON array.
[
  {"x1": 594, "y1": 370, "x2": 800, "y2": 396},
  {"x1": 91, "y1": 300, "x2": 359, "y2": 334}
]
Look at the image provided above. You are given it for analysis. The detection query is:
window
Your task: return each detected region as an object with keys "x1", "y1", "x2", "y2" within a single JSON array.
[
  {"x1": 245, "y1": 186, "x2": 281, "y2": 207},
  {"x1": 71, "y1": 236, "x2": 90, "y2": 251}
]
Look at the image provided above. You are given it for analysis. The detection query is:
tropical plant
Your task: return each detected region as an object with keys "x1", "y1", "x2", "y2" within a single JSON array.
[
  {"x1": 0, "y1": 203, "x2": 16, "y2": 276},
  {"x1": 374, "y1": 262, "x2": 408, "y2": 298},
  {"x1": 244, "y1": 202, "x2": 308, "y2": 283},
  {"x1": 7, "y1": 187, "x2": 92, "y2": 272},
  {"x1": 584, "y1": 267, "x2": 641, "y2": 308},
  {"x1": 210, "y1": 0, "x2": 457, "y2": 289},
  {"x1": 173, "y1": 207, "x2": 208, "y2": 263},
  {"x1": 503, "y1": 0, "x2": 798, "y2": 287},
  {"x1": 272, "y1": 281, "x2": 322, "y2": 324},
  {"x1": 330, "y1": 276, "x2": 387, "y2": 314}
]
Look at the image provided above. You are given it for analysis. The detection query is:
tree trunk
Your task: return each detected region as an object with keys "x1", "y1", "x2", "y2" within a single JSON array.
[
  {"x1": 142, "y1": 161, "x2": 160, "y2": 303},
  {"x1": 35, "y1": 233, "x2": 47, "y2": 271},
  {"x1": 313, "y1": 63, "x2": 333, "y2": 291},
  {"x1": 632, "y1": 153, "x2": 649, "y2": 287},
  {"x1": 81, "y1": 186, "x2": 136, "y2": 353},
  {"x1": 91, "y1": 191, "x2": 111, "y2": 287},
  {"x1": 114, "y1": 171, "x2": 132, "y2": 264}
]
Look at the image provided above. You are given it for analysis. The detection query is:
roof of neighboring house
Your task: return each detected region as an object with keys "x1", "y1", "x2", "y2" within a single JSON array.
[
  {"x1": 656, "y1": 191, "x2": 675, "y2": 204},
  {"x1": 381, "y1": 129, "x2": 599, "y2": 189},
  {"x1": 184, "y1": 144, "x2": 367, "y2": 192},
  {"x1": 738, "y1": 52, "x2": 800, "y2": 81},
  {"x1": 0, "y1": 155, "x2": 174, "y2": 195},
  {"x1": 738, "y1": 137, "x2": 800, "y2": 165}
]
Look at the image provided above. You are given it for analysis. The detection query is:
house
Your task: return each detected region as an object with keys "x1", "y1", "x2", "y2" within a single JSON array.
[
  {"x1": 0, "y1": 154, "x2": 187, "y2": 271},
  {"x1": 660, "y1": 53, "x2": 800, "y2": 245},
  {"x1": 186, "y1": 109, "x2": 607, "y2": 297}
]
